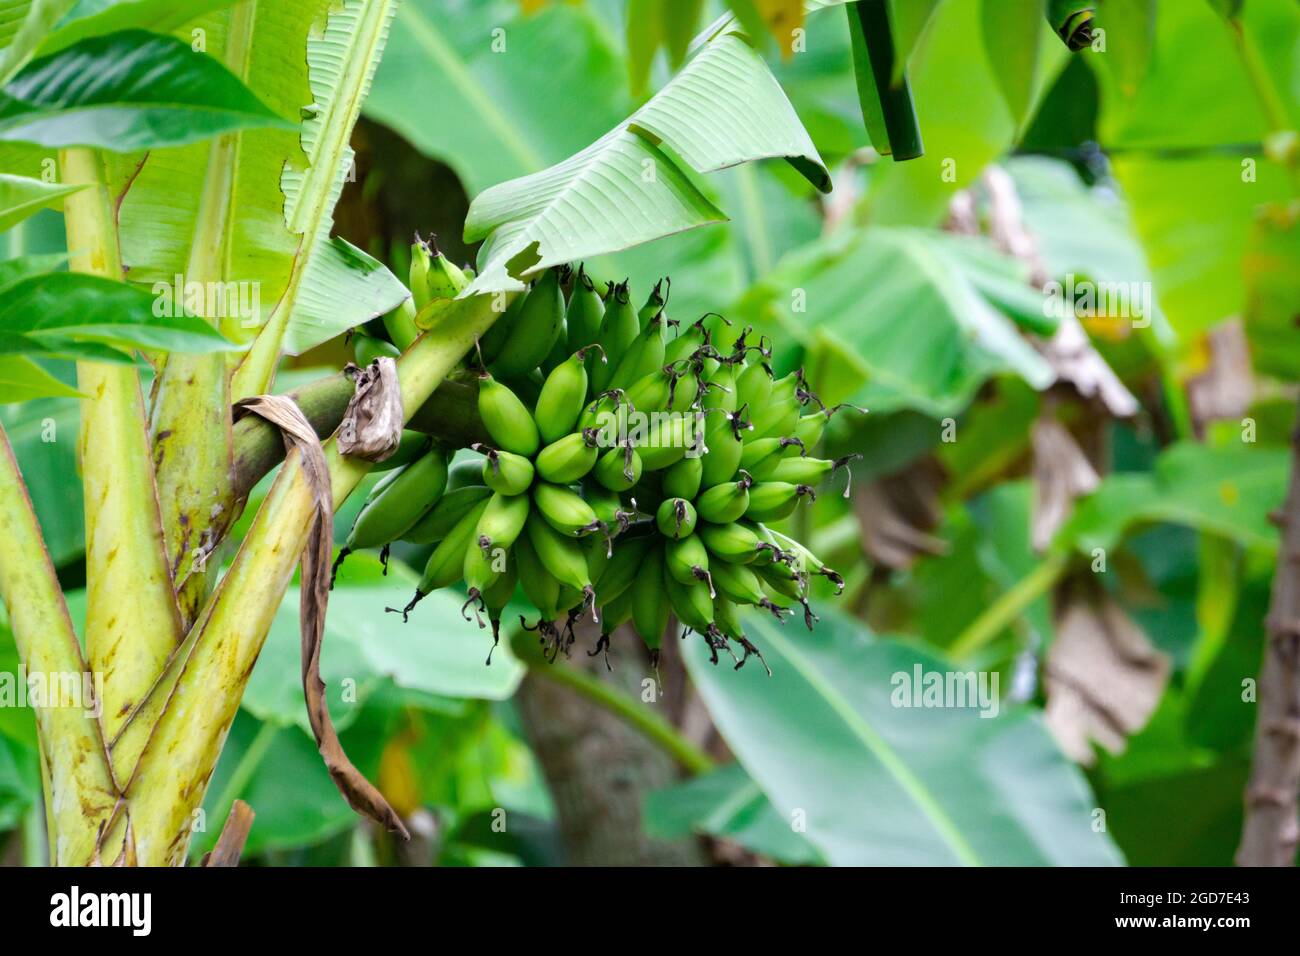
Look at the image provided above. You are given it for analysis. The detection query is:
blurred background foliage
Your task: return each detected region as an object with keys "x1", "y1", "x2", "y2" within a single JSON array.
[{"x1": 2, "y1": 0, "x2": 1297, "y2": 866}]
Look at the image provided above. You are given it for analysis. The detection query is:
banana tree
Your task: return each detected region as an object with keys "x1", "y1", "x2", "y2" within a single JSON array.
[{"x1": 0, "y1": 0, "x2": 833, "y2": 865}]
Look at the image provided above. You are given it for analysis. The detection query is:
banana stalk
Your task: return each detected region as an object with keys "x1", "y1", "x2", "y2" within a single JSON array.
[
  {"x1": 60, "y1": 148, "x2": 185, "y2": 755},
  {"x1": 150, "y1": 3, "x2": 256, "y2": 629},
  {"x1": 0, "y1": 424, "x2": 119, "y2": 865}
]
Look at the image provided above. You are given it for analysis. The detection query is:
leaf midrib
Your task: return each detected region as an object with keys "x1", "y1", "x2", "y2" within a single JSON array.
[{"x1": 758, "y1": 625, "x2": 983, "y2": 866}]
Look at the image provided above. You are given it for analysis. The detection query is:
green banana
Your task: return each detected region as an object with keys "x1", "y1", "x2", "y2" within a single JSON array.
[
  {"x1": 638, "y1": 277, "x2": 668, "y2": 330},
  {"x1": 388, "y1": 498, "x2": 489, "y2": 621},
  {"x1": 592, "y1": 280, "x2": 637, "y2": 393},
  {"x1": 769, "y1": 453, "x2": 861, "y2": 488},
  {"x1": 352, "y1": 332, "x2": 400, "y2": 366},
  {"x1": 700, "y1": 359, "x2": 736, "y2": 413},
  {"x1": 478, "y1": 292, "x2": 525, "y2": 366},
  {"x1": 637, "y1": 413, "x2": 703, "y2": 471},
  {"x1": 665, "y1": 572, "x2": 734, "y2": 664},
  {"x1": 526, "y1": 514, "x2": 595, "y2": 609},
  {"x1": 744, "y1": 482, "x2": 816, "y2": 522},
  {"x1": 665, "y1": 533, "x2": 712, "y2": 590},
  {"x1": 534, "y1": 345, "x2": 602, "y2": 443},
  {"x1": 566, "y1": 265, "x2": 605, "y2": 354},
  {"x1": 462, "y1": 532, "x2": 503, "y2": 617},
  {"x1": 630, "y1": 542, "x2": 669, "y2": 648},
  {"x1": 610, "y1": 313, "x2": 667, "y2": 391},
  {"x1": 382, "y1": 297, "x2": 420, "y2": 351},
  {"x1": 446, "y1": 454, "x2": 487, "y2": 490},
  {"x1": 748, "y1": 370, "x2": 803, "y2": 441},
  {"x1": 664, "y1": 315, "x2": 712, "y2": 365},
  {"x1": 475, "y1": 491, "x2": 531, "y2": 555},
  {"x1": 534, "y1": 429, "x2": 601, "y2": 484},
  {"x1": 592, "y1": 440, "x2": 642, "y2": 492},
  {"x1": 698, "y1": 521, "x2": 767, "y2": 564},
  {"x1": 339, "y1": 447, "x2": 448, "y2": 556},
  {"x1": 741, "y1": 436, "x2": 805, "y2": 477},
  {"x1": 402, "y1": 484, "x2": 492, "y2": 544},
  {"x1": 756, "y1": 560, "x2": 818, "y2": 630},
  {"x1": 735, "y1": 360, "x2": 773, "y2": 411},
  {"x1": 662, "y1": 455, "x2": 703, "y2": 500},
  {"x1": 481, "y1": 559, "x2": 519, "y2": 664},
  {"x1": 491, "y1": 267, "x2": 565, "y2": 377},
  {"x1": 711, "y1": 595, "x2": 770, "y2": 673},
  {"x1": 477, "y1": 372, "x2": 540, "y2": 456},
  {"x1": 764, "y1": 527, "x2": 845, "y2": 593},
  {"x1": 700, "y1": 407, "x2": 748, "y2": 487},
  {"x1": 584, "y1": 481, "x2": 634, "y2": 535},
  {"x1": 655, "y1": 497, "x2": 697, "y2": 539},
  {"x1": 413, "y1": 242, "x2": 471, "y2": 329},
  {"x1": 408, "y1": 238, "x2": 433, "y2": 308},
  {"x1": 515, "y1": 531, "x2": 563, "y2": 621},
  {"x1": 694, "y1": 471, "x2": 754, "y2": 524},
  {"x1": 476, "y1": 445, "x2": 536, "y2": 496},
  {"x1": 594, "y1": 534, "x2": 653, "y2": 605},
  {"x1": 533, "y1": 481, "x2": 602, "y2": 537},
  {"x1": 709, "y1": 559, "x2": 789, "y2": 621}
]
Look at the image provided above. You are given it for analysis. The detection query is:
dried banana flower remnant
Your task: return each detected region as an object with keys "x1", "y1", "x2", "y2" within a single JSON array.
[{"x1": 338, "y1": 357, "x2": 404, "y2": 462}]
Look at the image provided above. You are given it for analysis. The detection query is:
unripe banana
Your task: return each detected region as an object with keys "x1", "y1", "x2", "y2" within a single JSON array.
[
  {"x1": 541, "y1": 320, "x2": 569, "y2": 376},
  {"x1": 514, "y1": 531, "x2": 563, "y2": 621},
  {"x1": 382, "y1": 297, "x2": 420, "y2": 351},
  {"x1": 662, "y1": 455, "x2": 703, "y2": 500},
  {"x1": 387, "y1": 499, "x2": 489, "y2": 621},
  {"x1": 534, "y1": 345, "x2": 602, "y2": 443},
  {"x1": 533, "y1": 481, "x2": 602, "y2": 537},
  {"x1": 735, "y1": 360, "x2": 773, "y2": 411},
  {"x1": 595, "y1": 534, "x2": 653, "y2": 605},
  {"x1": 463, "y1": 532, "x2": 502, "y2": 610},
  {"x1": 491, "y1": 267, "x2": 565, "y2": 377},
  {"x1": 598, "y1": 587, "x2": 635, "y2": 636},
  {"x1": 745, "y1": 482, "x2": 816, "y2": 522},
  {"x1": 694, "y1": 471, "x2": 754, "y2": 525},
  {"x1": 345, "y1": 448, "x2": 449, "y2": 551},
  {"x1": 534, "y1": 429, "x2": 600, "y2": 484},
  {"x1": 756, "y1": 559, "x2": 818, "y2": 630},
  {"x1": 476, "y1": 445, "x2": 535, "y2": 496},
  {"x1": 741, "y1": 436, "x2": 805, "y2": 476},
  {"x1": 352, "y1": 332, "x2": 400, "y2": 366},
  {"x1": 701, "y1": 360, "x2": 736, "y2": 413},
  {"x1": 665, "y1": 533, "x2": 712, "y2": 589},
  {"x1": 637, "y1": 413, "x2": 704, "y2": 471},
  {"x1": 446, "y1": 454, "x2": 487, "y2": 490},
  {"x1": 638, "y1": 277, "x2": 668, "y2": 330},
  {"x1": 664, "y1": 316, "x2": 710, "y2": 365},
  {"x1": 711, "y1": 594, "x2": 770, "y2": 673},
  {"x1": 710, "y1": 559, "x2": 788, "y2": 621},
  {"x1": 481, "y1": 559, "x2": 519, "y2": 664},
  {"x1": 584, "y1": 481, "x2": 634, "y2": 535},
  {"x1": 698, "y1": 521, "x2": 765, "y2": 564},
  {"x1": 764, "y1": 527, "x2": 845, "y2": 593},
  {"x1": 624, "y1": 365, "x2": 676, "y2": 414},
  {"x1": 630, "y1": 542, "x2": 669, "y2": 648},
  {"x1": 413, "y1": 243, "x2": 471, "y2": 329},
  {"x1": 477, "y1": 373, "x2": 540, "y2": 456},
  {"x1": 700, "y1": 407, "x2": 748, "y2": 487},
  {"x1": 794, "y1": 410, "x2": 832, "y2": 448},
  {"x1": 408, "y1": 238, "x2": 433, "y2": 309},
  {"x1": 592, "y1": 280, "x2": 637, "y2": 393},
  {"x1": 478, "y1": 293, "x2": 525, "y2": 366},
  {"x1": 663, "y1": 570, "x2": 716, "y2": 635},
  {"x1": 610, "y1": 314, "x2": 667, "y2": 391},
  {"x1": 526, "y1": 514, "x2": 595, "y2": 606},
  {"x1": 593, "y1": 440, "x2": 642, "y2": 492},
  {"x1": 402, "y1": 484, "x2": 491, "y2": 544},
  {"x1": 656, "y1": 497, "x2": 697, "y2": 539},
  {"x1": 748, "y1": 370, "x2": 802, "y2": 441},
  {"x1": 475, "y1": 491, "x2": 531, "y2": 555},
  {"x1": 566, "y1": 265, "x2": 605, "y2": 354}
]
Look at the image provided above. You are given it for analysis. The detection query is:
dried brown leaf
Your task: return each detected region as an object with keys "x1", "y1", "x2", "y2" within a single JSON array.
[
  {"x1": 337, "y1": 358, "x2": 404, "y2": 462},
  {"x1": 233, "y1": 395, "x2": 409, "y2": 839},
  {"x1": 203, "y1": 800, "x2": 256, "y2": 867},
  {"x1": 1031, "y1": 415, "x2": 1100, "y2": 552}
]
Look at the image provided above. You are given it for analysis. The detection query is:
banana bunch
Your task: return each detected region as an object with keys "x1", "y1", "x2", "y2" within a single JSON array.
[{"x1": 338, "y1": 262, "x2": 862, "y2": 672}]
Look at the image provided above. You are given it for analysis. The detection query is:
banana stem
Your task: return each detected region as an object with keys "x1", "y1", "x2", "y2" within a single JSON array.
[
  {"x1": 948, "y1": 553, "x2": 1069, "y2": 660},
  {"x1": 509, "y1": 629, "x2": 716, "y2": 776},
  {"x1": 0, "y1": 422, "x2": 118, "y2": 864}
]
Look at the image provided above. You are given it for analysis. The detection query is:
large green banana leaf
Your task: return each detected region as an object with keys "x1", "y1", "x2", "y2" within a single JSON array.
[{"x1": 684, "y1": 607, "x2": 1125, "y2": 866}]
